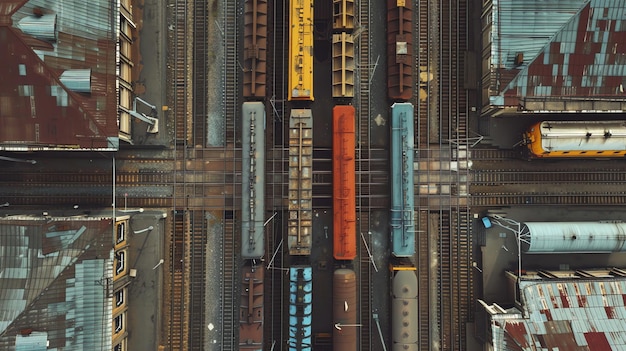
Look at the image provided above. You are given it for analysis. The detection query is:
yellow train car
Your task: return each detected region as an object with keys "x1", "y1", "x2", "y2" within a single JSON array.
[
  {"x1": 289, "y1": 0, "x2": 314, "y2": 101},
  {"x1": 524, "y1": 120, "x2": 626, "y2": 158}
]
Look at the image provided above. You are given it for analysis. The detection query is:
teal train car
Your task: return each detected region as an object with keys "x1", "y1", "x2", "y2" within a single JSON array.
[
  {"x1": 390, "y1": 102, "x2": 415, "y2": 257},
  {"x1": 289, "y1": 266, "x2": 312, "y2": 351}
]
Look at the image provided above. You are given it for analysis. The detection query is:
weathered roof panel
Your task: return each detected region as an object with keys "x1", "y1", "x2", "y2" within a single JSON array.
[
  {"x1": 0, "y1": 0, "x2": 118, "y2": 150},
  {"x1": 0, "y1": 216, "x2": 113, "y2": 351},
  {"x1": 488, "y1": 0, "x2": 626, "y2": 112},
  {"x1": 489, "y1": 278, "x2": 626, "y2": 350}
]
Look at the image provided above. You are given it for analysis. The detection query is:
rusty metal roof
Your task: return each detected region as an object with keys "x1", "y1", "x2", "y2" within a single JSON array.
[
  {"x1": 0, "y1": 0, "x2": 118, "y2": 150},
  {"x1": 0, "y1": 216, "x2": 113, "y2": 351},
  {"x1": 487, "y1": 276, "x2": 626, "y2": 350},
  {"x1": 489, "y1": 0, "x2": 626, "y2": 111}
]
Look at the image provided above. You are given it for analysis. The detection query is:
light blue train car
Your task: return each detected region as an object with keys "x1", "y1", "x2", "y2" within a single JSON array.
[
  {"x1": 242, "y1": 102, "x2": 266, "y2": 259},
  {"x1": 390, "y1": 103, "x2": 415, "y2": 257},
  {"x1": 288, "y1": 266, "x2": 312, "y2": 351}
]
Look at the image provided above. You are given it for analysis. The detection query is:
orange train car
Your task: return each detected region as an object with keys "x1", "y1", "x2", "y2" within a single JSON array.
[{"x1": 333, "y1": 105, "x2": 356, "y2": 261}]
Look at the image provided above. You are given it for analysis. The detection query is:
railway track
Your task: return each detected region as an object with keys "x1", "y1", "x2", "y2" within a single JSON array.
[
  {"x1": 0, "y1": 171, "x2": 175, "y2": 184},
  {"x1": 223, "y1": 0, "x2": 238, "y2": 147},
  {"x1": 439, "y1": 211, "x2": 452, "y2": 350},
  {"x1": 359, "y1": 213, "x2": 372, "y2": 351},
  {"x1": 472, "y1": 193, "x2": 626, "y2": 206},
  {"x1": 267, "y1": 215, "x2": 285, "y2": 351},
  {"x1": 219, "y1": 0, "x2": 239, "y2": 348},
  {"x1": 456, "y1": 210, "x2": 472, "y2": 340},
  {"x1": 0, "y1": 195, "x2": 173, "y2": 208},
  {"x1": 173, "y1": 0, "x2": 190, "y2": 145},
  {"x1": 469, "y1": 148, "x2": 522, "y2": 161},
  {"x1": 222, "y1": 217, "x2": 237, "y2": 351},
  {"x1": 193, "y1": 0, "x2": 208, "y2": 148},
  {"x1": 417, "y1": 210, "x2": 431, "y2": 351},
  {"x1": 472, "y1": 169, "x2": 626, "y2": 185},
  {"x1": 356, "y1": 0, "x2": 374, "y2": 342},
  {"x1": 169, "y1": 211, "x2": 187, "y2": 350},
  {"x1": 413, "y1": 0, "x2": 472, "y2": 349},
  {"x1": 188, "y1": 210, "x2": 207, "y2": 350}
]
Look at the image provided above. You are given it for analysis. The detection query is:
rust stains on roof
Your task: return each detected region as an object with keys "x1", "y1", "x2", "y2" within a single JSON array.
[
  {"x1": 488, "y1": 0, "x2": 626, "y2": 112},
  {"x1": 0, "y1": 1, "x2": 118, "y2": 150}
]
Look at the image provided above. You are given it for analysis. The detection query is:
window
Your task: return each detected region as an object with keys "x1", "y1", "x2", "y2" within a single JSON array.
[
  {"x1": 116, "y1": 251, "x2": 125, "y2": 275},
  {"x1": 115, "y1": 289, "x2": 124, "y2": 307},
  {"x1": 116, "y1": 222, "x2": 125, "y2": 244},
  {"x1": 114, "y1": 338, "x2": 127, "y2": 351},
  {"x1": 115, "y1": 314, "x2": 124, "y2": 334}
]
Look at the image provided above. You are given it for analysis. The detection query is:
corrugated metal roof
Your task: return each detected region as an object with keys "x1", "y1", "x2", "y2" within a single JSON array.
[
  {"x1": 15, "y1": 331, "x2": 48, "y2": 351},
  {"x1": 0, "y1": 0, "x2": 118, "y2": 150},
  {"x1": 489, "y1": 0, "x2": 626, "y2": 110},
  {"x1": 0, "y1": 216, "x2": 113, "y2": 351},
  {"x1": 491, "y1": 0, "x2": 587, "y2": 70},
  {"x1": 488, "y1": 277, "x2": 626, "y2": 350},
  {"x1": 521, "y1": 221, "x2": 626, "y2": 253}
]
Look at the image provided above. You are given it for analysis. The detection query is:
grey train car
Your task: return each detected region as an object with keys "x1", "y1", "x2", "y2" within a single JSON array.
[{"x1": 241, "y1": 102, "x2": 266, "y2": 259}]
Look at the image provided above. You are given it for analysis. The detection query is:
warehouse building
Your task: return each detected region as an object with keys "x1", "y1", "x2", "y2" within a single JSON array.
[
  {"x1": 478, "y1": 269, "x2": 626, "y2": 350},
  {"x1": 0, "y1": 214, "x2": 132, "y2": 350},
  {"x1": 480, "y1": 0, "x2": 626, "y2": 116},
  {"x1": 0, "y1": 0, "x2": 150, "y2": 150}
]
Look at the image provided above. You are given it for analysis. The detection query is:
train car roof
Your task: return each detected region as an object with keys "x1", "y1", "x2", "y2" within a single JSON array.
[
  {"x1": 539, "y1": 121, "x2": 626, "y2": 151},
  {"x1": 392, "y1": 270, "x2": 418, "y2": 298}
]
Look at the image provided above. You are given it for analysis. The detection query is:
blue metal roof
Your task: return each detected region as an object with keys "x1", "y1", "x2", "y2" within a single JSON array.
[
  {"x1": 487, "y1": 0, "x2": 626, "y2": 111},
  {"x1": 491, "y1": 0, "x2": 588, "y2": 70},
  {"x1": 0, "y1": 216, "x2": 113, "y2": 351}
]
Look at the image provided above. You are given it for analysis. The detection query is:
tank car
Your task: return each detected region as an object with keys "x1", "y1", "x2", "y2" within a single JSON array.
[
  {"x1": 288, "y1": 109, "x2": 313, "y2": 256},
  {"x1": 289, "y1": 266, "x2": 313, "y2": 351},
  {"x1": 243, "y1": 0, "x2": 268, "y2": 98},
  {"x1": 520, "y1": 221, "x2": 626, "y2": 253},
  {"x1": 390, "y1": 103, "x2": 415, "y2": 257},
  {"x1": 391, "y1": 266, "x2": 418, "y2": 351},
  {"x1": 333, "y1": 268, "x2": 357, "y2": 351},
  {"x1": 289, "y1": 0, "x2": 314, "y2": 101},
  {"x1": 523, "y1": 120, "x2": 626, "y2": 158},
  {"x1": 333, "y1": 106, "x2": 357, "y2": 260},
  {"x1": 387, "y1": 0, "x2": 413, "y2": 101},
  {"x1": 241, "y1": 102, "x2": 265, "y2": 259},
  {"x1": 239, "y1": 265, "x2": 264, "y2": 351}
]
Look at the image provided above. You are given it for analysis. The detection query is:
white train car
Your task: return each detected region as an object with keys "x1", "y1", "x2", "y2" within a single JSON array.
[{"x1": 524, "y1": 120, "x2": 626, "y2": 158}]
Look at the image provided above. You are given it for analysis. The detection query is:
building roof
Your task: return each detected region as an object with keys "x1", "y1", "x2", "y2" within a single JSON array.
[
  {"x1": 0, "y1": 0, "x2": 118, "y2": 151},
  {"x1": 489, "y1": 0, "x2": 626, "y2": 112},
  {"x1": 0, "y1": 215, "x2": 113, "y2": 351},
  {"x1": 485, "y1": 271, "x2": 626, "y2": 350}
]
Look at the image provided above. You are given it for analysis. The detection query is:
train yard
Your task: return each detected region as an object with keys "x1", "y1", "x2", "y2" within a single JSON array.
[{"x1": 2, "y1": 0, "x2": 626, "y2": 350}]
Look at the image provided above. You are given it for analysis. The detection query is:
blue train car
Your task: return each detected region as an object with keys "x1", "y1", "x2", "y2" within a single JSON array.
[
  {"x1": 390, "y1": 103, "x2": 415, "y2": 257},
  {"x1": 289, "y1": 266, "x2": 312, "y2": 351},
  {"x1": 242, "y1": 102, "x2": 266, "y2": 259}
]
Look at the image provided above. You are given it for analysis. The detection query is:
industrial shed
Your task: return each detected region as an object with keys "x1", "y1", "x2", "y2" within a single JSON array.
[{"x1": 520, "y1": 221, "x2": 626, "y2": 253}]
